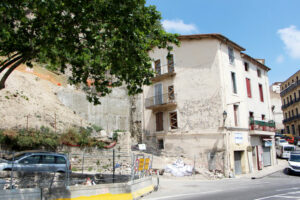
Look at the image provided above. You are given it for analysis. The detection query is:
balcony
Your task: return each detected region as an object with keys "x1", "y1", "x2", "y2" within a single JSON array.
[
  {"x1": 280, "y1": 80, "x2": 300, "y2": 97},
  {"x1": 249, "y1": 119, "x2": 276, "y2": 132},
  {"x1": 145, "y1": 93, "x2": 177, "y2": 110},
  {"x1": 283, "y1": 114, "x2": 300, "y2": 123},
  {"x1": 152, "y1": 64, "x2": 176, "y2": 83},
  {"x1": 281, "y1": 97, "x2": 300, "y2": 110}
]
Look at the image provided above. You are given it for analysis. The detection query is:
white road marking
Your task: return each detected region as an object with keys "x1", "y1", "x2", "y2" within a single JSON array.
[
  {"x1": 254, "y1": 190, "x2": 300, "y2": 200},
  {"x1": 144, "y1": 190, "x2": 224, "y2": 200},
  {"x1": 276, "y1": 187, "x2": 300, "y2": 192}
]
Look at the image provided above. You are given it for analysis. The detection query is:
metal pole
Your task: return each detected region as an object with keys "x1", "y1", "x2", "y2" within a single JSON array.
[
  {"x1": 130, "y1": 153, "x2": 135, "y2": 182},
  {"x1": 193, "y1": 155, "x2": 196, "y2": 176},
  {"x1": 82, "y1": 151, "x2": 84, "y2": 174},
  {"x1": 113, "y1": 149, "x2": 115, "y2": 183},
  {"x1": 10, "y1": 152, "x2": 14, "y2": 190}
]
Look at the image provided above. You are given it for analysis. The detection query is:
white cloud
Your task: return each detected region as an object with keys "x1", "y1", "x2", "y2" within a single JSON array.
[
  {"x1": 278, "y1": 25, "x2": 300, "y2": 59},
  {"x1": 276, "y1": 54, "x2": 284, "y2": 63},
  {"x1": 162, "y1": 19, "x2": 198, "y2": 34}
]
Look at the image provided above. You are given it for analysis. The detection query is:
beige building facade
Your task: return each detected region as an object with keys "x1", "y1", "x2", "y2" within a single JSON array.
[
  {"x1": 143, "y1": 34, "x2": 276, "y2": 176},
  {"x1": 281, "y1": 70, "x2": 300, "y2": 136},
  {"x1": 270, "y1": 82, "x2": 284, "y2": 132}
]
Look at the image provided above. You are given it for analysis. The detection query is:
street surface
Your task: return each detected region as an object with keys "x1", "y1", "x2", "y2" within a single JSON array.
[{"x1": 144, "y1": 168, "x2": 300, "y2": 200}]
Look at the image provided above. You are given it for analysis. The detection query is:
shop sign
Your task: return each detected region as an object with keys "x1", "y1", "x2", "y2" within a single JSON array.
[
  {"x1": 138, "y1": 158, "x2": 145, "y2": 171},
  {"x1": 235, "y1": 133, "x2": 243, "y2": 144}
]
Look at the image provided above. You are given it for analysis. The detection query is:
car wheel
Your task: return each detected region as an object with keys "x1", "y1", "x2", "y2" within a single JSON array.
[
  {"x1": 57, "y1": 170, "x2": 65, "y2": 173},
  {"x1": 3, "y1": 168, "x2": 11, "y2": 171}
]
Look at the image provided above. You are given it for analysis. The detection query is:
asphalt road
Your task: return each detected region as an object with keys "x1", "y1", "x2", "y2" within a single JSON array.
[{"x1": 144, "y1": 169, "x2": 300, "y2": 200}]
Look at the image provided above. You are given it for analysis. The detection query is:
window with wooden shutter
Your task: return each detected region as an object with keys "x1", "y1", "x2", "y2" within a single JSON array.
[
  {"x1": 169, "y1": 111, "x2": 178, "y2": 129},
  {"x1": 155, "y1": 59, "x2": 161, "y2": 75},
  {"x1": 156, "y1": 112, "x2": 163, "y2": 131},
  {"x1": 168, "y1": 85, "x2": 175, "y2": 101},
  {"x1": 258, "y1": 84, "x2": 264, "y2": 102},
  {"x1": 246, "y1": 78, "x2": 252, "y2": 98},
  {"x1": 167, "y1": 54, "x2": 174, "y2": 73}
]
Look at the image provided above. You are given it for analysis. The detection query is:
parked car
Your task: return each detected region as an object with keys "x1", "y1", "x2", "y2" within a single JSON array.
[
  {"x1": 286, "y1": 136, "x2": 295, "y2": 144},
  {"x1": 287, "y1": 151, "x2": 300, "y2": 174},
  {"x1": 0, "y1": 151, "x2": 71, "y2": 173},
  {"x1": 276, "y1": 143, "x2": 295, "y2": 159},
  {"x1": 275, "y1": 138, "x2": 288, "y2": 146},
  {"x1": 293, "y1": 136, "x2": 300, "y2": 146}
]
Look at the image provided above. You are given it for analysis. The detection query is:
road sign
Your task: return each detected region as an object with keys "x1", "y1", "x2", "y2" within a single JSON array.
[{"x1": 138, "y1": 158, "x2": 145, "y2": 171}]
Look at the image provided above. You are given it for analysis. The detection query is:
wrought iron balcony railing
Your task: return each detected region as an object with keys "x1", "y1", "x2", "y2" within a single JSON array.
[{"x1": 145, "y1": 93, "x2": 177, "y2": 109}]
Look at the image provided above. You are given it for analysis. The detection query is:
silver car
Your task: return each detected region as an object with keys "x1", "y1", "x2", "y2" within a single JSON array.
[{"x1": 0, "y1": 151, "x2": 71, "y2": 173}]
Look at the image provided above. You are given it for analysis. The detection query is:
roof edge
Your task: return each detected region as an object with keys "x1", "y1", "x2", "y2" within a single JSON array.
[
  {"x1": 241, "y1": 53, "x2": 271, "y2": 71},
  {"x1": 178, "y1": 34, "x2": 246, "y2": 51}
]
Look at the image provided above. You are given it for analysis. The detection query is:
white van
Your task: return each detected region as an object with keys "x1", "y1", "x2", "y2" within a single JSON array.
[{"x1": 276, "y1": 144, "x2": 295, "y2": 159}]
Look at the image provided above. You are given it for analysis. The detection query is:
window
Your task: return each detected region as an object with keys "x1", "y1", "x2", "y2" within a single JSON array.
[
  {"x1": 42, "y1": 155, "x2": 55, "y2": 164},
  {"x1": 258, "y1": 84, "x2": 264, "y2": 102},
  {"x1": 167, "y1": 54, "x2": 174, "y2": 73},
  {"x1": 296, "y1": 108, "x2": 298, "y2": 116},
  {"x1": 292, "y1": 125, "x2": 296, "y2": 135},
  {"x1": 285, "y1": 113, "x2": 287, "y2": 119},
  {"x1": 246, "y1": 78, "x2": 252, "y2": 98},
  {"x1": 289, "y1": 111, "x2": 291, "y2": 118},
  {"x1": 262, "y1": 114, "x2": 265, "y2": 120},
  {"x1": 292, "y1": 110, "x2": 294, "y2": 117},
  {"x1": 257, "y1": 69, "x2": 261, "y2": 77},
  {"x1": 231, "y1": 72, "x2": 237, "y2": 94},
  {"x1": 156, "y1": 112, "x2": 164, "y2": 131},
  {"x1": 249, "y1": 112, "x2": 254, "y2": 119},
  {"x1": 158, "y1": 139, "x2": 164, "y2": 150},
  {"x1": 56, "y1": 156, "x2": 66, "y2": 164},
  {"x1": 298, "y1": 125, "x2": 300, "y2": 135},
  {"x1": 284, "y1": 99, "x2": 286, "y2": 105},
  {"x1": 287, "y1": 126, "x2": 290, "y2": 134},
  {"x1": 169, "y1": 111, "x2": 178, "y2": 129},
  {"x1": 233, "y1": 105, "x2": 239, "y2": 127},
  {"x1": 168, "y1": 85, "x2": 175, "y2": 101},
  {"x1": 154, "y1": 59, "x2": 161, "y2": 75},
  {"x1": 19, "y1": 155, "x2": 41, "y2": 164},
  {"x1": 228, "y1": 46, "x2": 235, "y2": 64},
  {"x1": 154, "y1": 83, "x2": 163, "y2": 105},
  {"x1": 244, "y1": 62, "x2": 249, "y2": 71},
  {"x1": 290, "y1": 95, "x2": 292, "y2": 103},
  {"x1": 295, "y1": 92, "x2": 297, "y2": 101}
]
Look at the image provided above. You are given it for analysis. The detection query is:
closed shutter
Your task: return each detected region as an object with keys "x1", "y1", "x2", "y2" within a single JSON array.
[
  {"x1": 156, "y1": 112, "x2": 163, "y2": 131},
  {"x1": 246, "y1": 78, "x2": 252, "y2": 98}
]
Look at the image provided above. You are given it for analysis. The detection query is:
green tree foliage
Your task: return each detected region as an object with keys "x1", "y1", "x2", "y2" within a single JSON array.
[{"x1": 0, "y1": 0, "x2": 179, "y2": 104}]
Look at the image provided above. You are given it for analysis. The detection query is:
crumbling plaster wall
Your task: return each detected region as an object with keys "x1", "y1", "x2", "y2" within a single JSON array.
[{"x1": 57, "y1": 86, "x2": 141, "y2": 135}]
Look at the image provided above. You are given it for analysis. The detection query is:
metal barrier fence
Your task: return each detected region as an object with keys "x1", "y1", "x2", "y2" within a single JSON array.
[{"x1": 0, "y1": 149, "x2": 153, "y2": 190}]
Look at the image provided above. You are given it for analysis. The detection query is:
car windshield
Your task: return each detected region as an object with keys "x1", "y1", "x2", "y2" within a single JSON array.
[
  {"x1": 290, "y1": 155, "x2": 300, "y2": 162},
  {"x1": 284, "y1": 146, "x2": 295, "y2": 151}
]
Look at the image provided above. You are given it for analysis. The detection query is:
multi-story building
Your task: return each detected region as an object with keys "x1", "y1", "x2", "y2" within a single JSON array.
[
  {"x1": 143, "y1": 34, "x2": 276, "y2": 176},
  {"x1": 270, "y1": 82, "x2": 284, "y2": 133},
  {"x1": 280, "y1": 70, "x2": 300, "y2": 135}
]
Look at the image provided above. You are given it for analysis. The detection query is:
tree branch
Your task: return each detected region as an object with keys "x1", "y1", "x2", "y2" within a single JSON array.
[
  {"x1": 0, "y1": 58, "x2": 26, "y2": 90},
  {"x1": 0, "y1": 55, "x2": 23, "y2": 74},
  {"x1": 0, "y1": 52, "x2": 21, "y2": 67}
]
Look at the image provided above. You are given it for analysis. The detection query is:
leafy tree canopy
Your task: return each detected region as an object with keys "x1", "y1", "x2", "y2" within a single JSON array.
[{"x1": 0, "y1": 0, "x2": 179, "y2": 104}]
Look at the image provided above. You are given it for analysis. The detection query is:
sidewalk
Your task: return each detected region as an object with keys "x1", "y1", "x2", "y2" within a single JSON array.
[{"x1": 237, "y1": 159, "x2": 288, "y2": 179}]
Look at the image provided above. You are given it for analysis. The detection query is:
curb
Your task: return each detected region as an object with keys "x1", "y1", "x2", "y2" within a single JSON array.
[{"x1": 251, "y1": 165, "x2": 287, "y2": 179}]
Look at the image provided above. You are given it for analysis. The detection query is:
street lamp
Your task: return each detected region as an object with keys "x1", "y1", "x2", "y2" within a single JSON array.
[{"x1": 223, "y1": 111, "x2": 227, "y2": 123}]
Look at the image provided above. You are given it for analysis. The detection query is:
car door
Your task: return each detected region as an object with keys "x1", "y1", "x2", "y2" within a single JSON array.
[
  {"x1": 55, "y1": 156, "x2": 67, "y2": 172},
  {"x1": 41, "y1": 155, "x2": 56, "y2": 172}
]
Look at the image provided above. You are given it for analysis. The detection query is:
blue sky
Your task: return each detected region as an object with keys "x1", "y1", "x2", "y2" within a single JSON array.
[{"x1": 147, "y1": 0, "x2": 300, "y2": 84}]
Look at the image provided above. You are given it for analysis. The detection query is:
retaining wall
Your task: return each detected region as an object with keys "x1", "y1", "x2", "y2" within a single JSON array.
[{"x1": 0, "y1": 176, "x2": 157, "y2": 200}]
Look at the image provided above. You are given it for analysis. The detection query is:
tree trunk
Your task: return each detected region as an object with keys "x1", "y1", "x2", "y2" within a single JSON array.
[
  {"x1": 0, "y1": 53, "x2": 20, "y2": 67},
  {"x1": 0, "y1": 58, "x2": 25, "y2": 90},
  {"x1": 0, "y1": 55, "x2": 23, "y2": 74}
]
